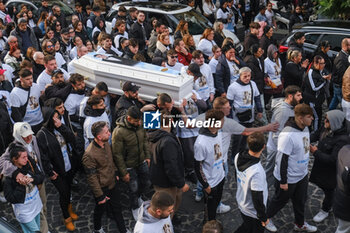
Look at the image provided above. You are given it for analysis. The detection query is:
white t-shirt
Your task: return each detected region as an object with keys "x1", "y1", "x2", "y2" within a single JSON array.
[
  {"x1": 177, "y1": 91, "x2": 201, "y2": 138},
  {"x1": 68, "y1": 57, "x2": 77, "y2": 75},
  {"x1": 273, "y1": 126, "x2": 310, "y2": 184},
  {"x1": 198, "y1": 39, "x2": 216, "y2": 58},
  {"x1": 208, "y1": 58, "x2": 218, "y2": 74},
  {"x1": 114, "y1": 31, "x2": 129, "y2": 49},
  {"x1": 13, "y1": 183, "x2": 42, "y2": 223},
  {"x1": 265, "y1": 9, "x2": 275, "y2": 26},
  {"x1": 134, "y1": 213, "x2": 173, "y2": 233},
  {"x1": 1, "y1": 63, "x2": 14, "y2": 87},
  {"x1": 220, "y1": 117, "x2": 245, "y2": 162},
  {"x1": 194, "y1": 131, "x2": 225, "y2": 187},
  {"x1": 264, "y1": 58, "x2": 282, "y2": 89},
  {"x1": 216, "y1": 8, "x2": 229, "y2": 28},
  {"x1": 65, "y1": 92, "x2": 85, "y2": 117},
  {"x1": 235, "y1": 155, "x2": 268, "y2": 219},
  {"x1": 83, "y1": 112, "x2": 109, "y2": 149},
  {"x1": 165, "y1": 62, "x2": 184, "y2": 72},
  {"x1": 55, "y1": 52, "x2": 66, "y2": 68},
  {"x1": 37, "y1": 68, "x2": 69, "y2": 92},
  {"x1": 10, "y1": 84, "x2": 43, "y2": 126},
  {"x1": 227, "y1": 59, "x2": 240, "y2": 84},
  {"x1": 226, "y1": 80, "x2": 260, "y2": 123},
  {"x1": 69, "y1": 47, "x2": 77, "y2": 60},
  {"x1": 54, "y1": 129, "x2": 71, "y2": 172}
]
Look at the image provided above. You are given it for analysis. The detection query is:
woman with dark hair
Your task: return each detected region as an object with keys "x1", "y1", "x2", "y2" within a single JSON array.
[
  {"x1": 309, "y1": 110, "x2": 350, "y2": 223},
  {"x1": 259, "y1": 25, "x2": 276, "y2": 59},
  {"x1": 27, "y1": 10, "x2": 37, "y2": 29},
  {"x1": 203, "y1": 0, "x2": 216, "y2": 23},
  {"x1": 52, "y1": 20, "x2": 61, "y2": 39},
  {"x1": 3, "y1": 22, "x2": 15, "y2": 37},
  {"x1": 174, "y1": 20, "x2": 189, "y2": 40},
  {"x1": 303, "y1": 55, "x2": 331, "y2": 131},
  {"x1": 73, "y1": 20, "x2": 89, "y2": 43},
  {"x1": 43, "y1": 27, "x2": 55, "y2": 41},
  {"x1": 216, "y1": 1, "x2": 231, "y2": 30},
  {"x1": 36, "y1": 107, "x2": 78, "y2": 231},
  {"x1": 3, "y1": 143, "x2": 45, "y2": 233},
  {"x1": 183, "y1": 34, "x2": 196, "y2": 54},
  {"x1": 313, "y1": 40, "x2": 332, "y2": 73},
  {"x1": 85, "y1": 39, "x2": 95, "y2": 52},
  {"x1": 289, "y1": 5, "x2": 305, "y2": 31}
]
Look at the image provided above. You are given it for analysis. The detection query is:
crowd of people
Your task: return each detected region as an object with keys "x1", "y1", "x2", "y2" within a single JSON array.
[{"x1": 0, "y1": 0, "x2": 349, "y2": 233}]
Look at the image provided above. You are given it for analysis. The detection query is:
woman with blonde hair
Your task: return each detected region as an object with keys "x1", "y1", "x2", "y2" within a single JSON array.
[
  {"x1": 183, "y1": 34, "x2": 196, "y2": 54},
  {"x1": 283, "y1": 50, "x2": 309, "y2": 88},
  {"x1": 174, "y1": 20, "x2": 189, "y2": 40},
  {"x1": 154, "y1": 32, "x2": 172, "y2": 60},
  {"x1": 198, "y1": 28, "x2": 217, "y2": 59},
  {"x1": 213, "y1": 21, "x2": 226, "y2": 48}
]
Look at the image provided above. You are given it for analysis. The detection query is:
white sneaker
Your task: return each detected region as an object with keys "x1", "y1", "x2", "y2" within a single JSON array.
[
  {"x1": 94, "y1": 228, "x2": 106, "y2": 233},
  {"x1": 294, "y1": 222, "x2": 317, "y2": 232},
  {"x1": 132, "y1": 208, "x2": 139, "y2": 221},
  {"x1": 313, "y1": 209, "x2": 329, "y2": 223},
  {"x1": 195, "y1": 193, "x2": 203, "y2": 202},
  {"x1": 265, "y1": 219, "x2": 277, "y2": 232},
  {"x1": 216, "y1": 203, "x2": 231, "y2": 214},
  {"x1": 138, "y1": 197, "x2": 144, "y2": 206}
]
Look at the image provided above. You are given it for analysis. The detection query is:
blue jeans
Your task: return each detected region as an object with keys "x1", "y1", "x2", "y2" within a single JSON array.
[
  {"x1": 329, "y1": 84, "x2": 342, "y2": 110},
  {"x1": 20, "y1": 213, "x2": 40, "y2": 233},
  {"x1": 128, "y1": 161, "x2": 151, "y2": 209}
]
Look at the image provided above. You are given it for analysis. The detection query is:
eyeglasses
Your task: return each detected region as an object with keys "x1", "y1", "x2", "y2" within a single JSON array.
[
  {"x1": 170, "y1": 56, "x2": 178, "y2": 59},
  {"x1": 47, "y1": 45, "x2": 54, "y2": 48}
]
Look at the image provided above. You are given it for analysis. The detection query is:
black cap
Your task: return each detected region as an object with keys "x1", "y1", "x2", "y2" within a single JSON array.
[
  {"x1": 188, "y1": 63, "x2": 202, "y2": 77},
  {"x1": 127, "y1": 106, "x2": 142, "y2": 119},
  {"x1": 122, "y1": 81, "x2": 140, "y2": 92},
  {"x1": 61, "y1": 27, "x2": 70, "y2": 35}
]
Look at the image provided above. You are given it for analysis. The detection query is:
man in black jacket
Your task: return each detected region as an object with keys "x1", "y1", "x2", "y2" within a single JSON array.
[
  {"x1": 329, "y1": 38, "x2": 350, "y2": 110},
  {"x1": 129, "y1": 11, "x2": 152, "y2": 55},
  {"x1": 10, "y1": 18, "x2": 39, "y2": 54},
  {"x1": 147, "y1": 110, "x2": 189, "y2": 219},
  {"x1": 115, "y1": 81, "x2": 155, "y2": 120},
  {"x1": 44, "y1": 70, "x2": 72, "y2": 102}
]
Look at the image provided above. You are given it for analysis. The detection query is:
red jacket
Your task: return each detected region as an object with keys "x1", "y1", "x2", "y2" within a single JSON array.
[{"x1": 177, "y1": 51, "x2": 192, "y2": 66}]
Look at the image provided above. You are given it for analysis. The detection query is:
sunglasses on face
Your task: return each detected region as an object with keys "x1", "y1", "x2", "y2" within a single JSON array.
[
  {"x1": 47, "y1": 45, "x2": 54, "y2": 48},
  {"x1": 170, "y1": 56, "x2": 178, "y2": 59}
]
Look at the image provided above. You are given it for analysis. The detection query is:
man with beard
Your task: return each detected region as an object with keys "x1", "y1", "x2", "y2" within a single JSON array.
[
  {"x1": 44, "y1": 70, "x2": 72, "y2": 102},
  {"x1": 111, "y1": 6, "x2": 127, "y2": 29},
  {"x1": 42, "y1": 39, "x2": 66, "y2": 70},
  {"x1": 68, "y1": 45, "x2": 88, "y2": 75},
  {"x1": 112, "y1": 106, "x2": 151, "y2": 220},
  {"x1": 69, "y1": 36, "x2": 84, "y2": 60},
  {"x1": 32, "y1": 52, "x2": 45, "y2": 82},
  {"x1": 115, "y1": 81, "x2": 155, "y2": 120},
  {"x1": 37, "y1": 55, "x2": 69, "y2": 92},
  {"x1": 59, "y1": 28, "x2": 73, "y2": 63},
  {"x1": 83, "y1": 121, "x2": 129, "y2": 233},
  {"x1": 83, "y1": 95, "x2": 110, "y2": 149},
  {"x1": 265, "y1": 85, "x2": 303, "y2": 188}
]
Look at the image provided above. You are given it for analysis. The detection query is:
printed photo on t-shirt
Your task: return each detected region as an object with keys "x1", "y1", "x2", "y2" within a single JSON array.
[
  {"x1": 29, "y1": 96, "x2": 39, "y2": 109},
  {"x1": 185, "y1": 99, "x2": 198, "y2": 116},
  {"x1": 163, "y1": 223, "x2": 172, "y2": 233},
  {"x1": 303, "y1": 136, "x2": 309, "y2": 154},
  {"x1": 214, "y1": 144, "x2": 222, "y2": 160},
  {"x1": 199, "y1": 76, "x2": 207, "y2": 87},
  {"x1": 243, "y1": 91, "x2": 252, "y2": 105}
]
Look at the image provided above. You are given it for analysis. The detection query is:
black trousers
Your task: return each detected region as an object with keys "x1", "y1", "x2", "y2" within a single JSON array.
[
  {"x1": 267, "y1": 176, "x2": 308, "y2": 225},
  {"x1": 94, "y1": 184, "x2": 127, "y2": 233},
  {"x1": 51, "y1": 170, "x2": 74, "y2": 219},
  {"x1": 204, "y1": 178, "x2": 225, "y2": 221},
  {"x1": 179, "y1": 136, "x2": 197, "y2": 173},
  {"x1": 230, "y1": 122, "x2": 253, "y2": 164},
  {"x1": 321, "y1": 187, "x2": 335, "y2": 212},
  {"x1": 235, "y1": 212, "x2": 265, "y2": 233}
]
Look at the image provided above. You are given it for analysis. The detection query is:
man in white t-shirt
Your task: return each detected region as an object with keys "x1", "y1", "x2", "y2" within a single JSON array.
[
  {"x1": 134, "y1": 191, "x2": 174, "y2": 233},
  {"x1": 68, "y1": 45, "x2": 88, "y2": 75},
  {"x1": 165, "y1": 49, "x2": 184, "y2": 72},
  {"x1": 235, "y1": 132, "x2": 269, "y2": 233},
  {"x1": 10, "y1": 69, "x2": 43, "y2": 133},
  {"x1": 37, "y1": 55, "x2": 69, "y2": 92},
  {"x1": 194, "y1": 109, "x2": 225, "y2": 221},
  {"x1": 226, "y1": 67, "x2": 263, "y2": 163},
  {"x1": 265, "y1": 103, "x2": 317, "y2": 233}
]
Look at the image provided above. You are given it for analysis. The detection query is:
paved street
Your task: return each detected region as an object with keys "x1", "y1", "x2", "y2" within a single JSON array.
[{"x1": 0, "y1": 153, "x2": 339, "y2": 233}]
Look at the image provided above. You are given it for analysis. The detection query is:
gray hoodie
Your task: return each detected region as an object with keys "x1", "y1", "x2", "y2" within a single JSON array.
[
  {"x1": 326, "y1": 110, "x2": 345, "y2": 132},
  {"x1": 134, "y1": 201, "x2": 174, "y2": 233},
  {"x1": 267, "y1": 99, "x2": 295, "y2": 151}
]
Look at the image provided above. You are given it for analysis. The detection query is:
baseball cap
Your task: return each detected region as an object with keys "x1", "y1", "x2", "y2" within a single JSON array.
[
  {"x1": 122, "y1": 81, "x2": 140, "y2": 92},
  {"x1": 0, "y1": 69, "x2": 6, "y2": 75},
  {"x1": 188, "y1": 63, "x2": 202, "y2": 78},
  {"x1": 15, "y1": 122, "x2": 34, "y2": 138}
]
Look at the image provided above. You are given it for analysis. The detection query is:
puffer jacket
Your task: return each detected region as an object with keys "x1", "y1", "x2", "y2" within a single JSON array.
[
  {"x1": 82, "y1": 141, "x2": 118, "y2": 201},
  {"x1": 111, "y1": 116, "x2": 150, "y2": 177},
  {"x1": 342, "y1": 66, "x2": 350, "y2": 102}
]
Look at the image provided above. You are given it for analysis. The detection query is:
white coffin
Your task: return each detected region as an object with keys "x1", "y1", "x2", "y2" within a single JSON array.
[{"x1": 72, "y1": 53, "x2": 193, "y2": 104}]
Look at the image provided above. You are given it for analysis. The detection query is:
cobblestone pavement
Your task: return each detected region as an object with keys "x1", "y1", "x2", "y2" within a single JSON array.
[{"x1": 0, "y1": 153, "x2": 339, "y2": 233}]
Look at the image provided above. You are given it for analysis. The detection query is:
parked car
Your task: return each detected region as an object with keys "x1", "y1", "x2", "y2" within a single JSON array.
[
  {"x1": 0, "y1": 217, "x2": 21, "y2": 233},
  {"x1": 279, "y1": 20, "x2": 350, "y2": 63},
  {"x1": 105, "y1": 1, "x2": 244, "y2": 55},
  {"x1": 6, "y1": 0, "x2": 73, "y2": 21}
]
